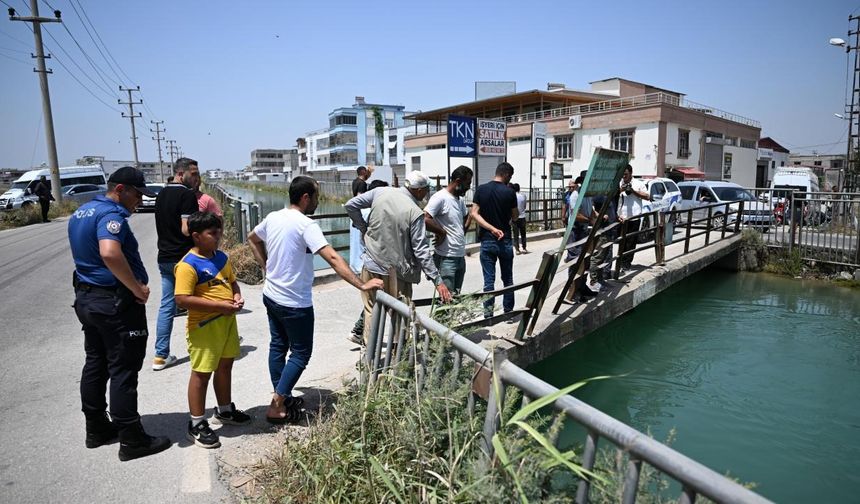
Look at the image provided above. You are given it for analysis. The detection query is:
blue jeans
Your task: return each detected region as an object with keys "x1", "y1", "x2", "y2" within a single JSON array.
[
  {"x1": 263, "y1": 295, "x2": 314, "y2": 398},
  {"x1": 155, "y1": 262, "x2": 177, "y2": 358},
  {"x1": 433, "y1": 254, "x2": 466, "y2": 294},
  {"x1": 479, "y1": 239, "x2": 514, "y2": 317}
]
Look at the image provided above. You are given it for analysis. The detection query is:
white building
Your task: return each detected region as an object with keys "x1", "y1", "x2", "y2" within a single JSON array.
[
  {"x1": 403, "y1": 78, "x2": 762, "y2": 191},
  {"x1": 755, "y1": 137, "x2": 791, "y2": 188}
]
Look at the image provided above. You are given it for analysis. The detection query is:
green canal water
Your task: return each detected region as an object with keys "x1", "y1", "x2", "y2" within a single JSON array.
[{"x1": 528, "y1": 270, "x2": 860, "y2": 503}]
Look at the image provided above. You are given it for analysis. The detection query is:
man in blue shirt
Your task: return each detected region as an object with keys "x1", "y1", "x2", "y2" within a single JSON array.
[{"x1": 68, "y1": 166, "x2": 171, "y2": 462}]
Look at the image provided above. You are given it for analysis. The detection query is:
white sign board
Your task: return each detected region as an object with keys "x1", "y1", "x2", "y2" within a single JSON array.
[
  {"x1": 531, "y1": 122, "x2": 547, "y2": 158},
  {"x1": 477, "y1": 119, "x2": 507, "y2": 156}
]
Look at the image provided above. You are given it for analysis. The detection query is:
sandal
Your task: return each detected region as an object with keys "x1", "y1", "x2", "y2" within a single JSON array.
[{"x1": 266, "y1": 404, "x2": 303, "y2": 424}]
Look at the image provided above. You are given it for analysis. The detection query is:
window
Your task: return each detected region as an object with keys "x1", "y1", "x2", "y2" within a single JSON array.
[
  {"x1": 814, "y1": 161, "x2": 822, "y2": 166},
  {"x1": 329, "y1": 114, "x2": 357, "y2": 127},
  {"x1": 665, "y1": 180, "x2": 679, "y2": 193},
  {"x1": 330, "y1": 131, "x2": 357, "y2": 147},
  {"x1": 554, "y1": 134, "x2": 573, "y2": 159},
  {"x1": 611, "y1": 129, "x2": 635, "y2": 154},
  {"x1": 650, "y1": 182, "x2": 666, "y2": 199},
  {"x1": 740, "y1": 138, "x2": 757, "y2": 149},
  {"x1": 725, "y1": 136, "x2": 737, "y2": 147},
  {"x1": 384, "y1": 119, "x2": 394, "y2": 128},
  {"x1": 723, "y1": 153, "x2": 733, "y2": 180},
  {"x1": 316, "y1": 137, "x2": 330, "y2": 149},
  {"x1": 411, "y1": 156, "x2": 421, "y2": 171},
  {"x1": 678, "y1": 129, "x2": 690, "y2": 158},
  {"x1": 793, "y1": 161, "x2": 801, "y2": 165},
  {"x1": 832, "y1": 160, "x2": 843, "y2": 168},
  {"x1": 679, "y1": 185, "x2": 695, "y2": 200}
]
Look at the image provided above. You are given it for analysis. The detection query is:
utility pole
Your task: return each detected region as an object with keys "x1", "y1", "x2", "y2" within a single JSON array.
[
  {"x1": 119, "y1": 86, "x2": 142, "y2": 167},
  {"x1": 9, "y1": 1, "x2": 63, "y2": 202},
  {"x1": 150, "y1": 120, "x2": 165, "y2": 182},
  {"x1": 166, "y1": 139, "x2": 178, "y2": 164},
  {"x1": 847, "y1": 15, "x2": 860, "y2": 191}
]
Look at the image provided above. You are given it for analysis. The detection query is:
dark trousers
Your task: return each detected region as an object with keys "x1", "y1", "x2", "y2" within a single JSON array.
[
  {"x1": 263, "y1": 295, "x2": 314, "y2": 398},
  {"x1": 479, "y1": 238, "x2": 514, "y2": 317},
  {"x1": 512, "y1": 218, "x2": 527, "y2": 250},
  {"x1": 74, "y1": 286, "x2": 148, "y2": 427},
  {"x1": 39, "y1": 198, "x2": 49, "y2": 222},
  {"x1": 619, "y1": 220, "x2": 639, "y2": 269}
]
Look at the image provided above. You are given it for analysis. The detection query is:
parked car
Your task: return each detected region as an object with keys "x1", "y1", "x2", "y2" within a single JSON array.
[
  {"x1": 678, "y1": 181, "x2": 773, "y2": 232},
  {"x1": 138, "y1": 183, "x2": 165, "y2": 211},
  {"x1": 0, "y1": 164, "x2": 106, "y2": 210},
  {"x1": 62, "y1": 184, "x2": 106, "y2": 204},
  {"x1": 639, "y1": 177, "x2": 683, "y2": 223}
]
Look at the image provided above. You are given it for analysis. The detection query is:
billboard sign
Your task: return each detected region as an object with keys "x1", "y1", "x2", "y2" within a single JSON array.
[
  {"x1": 447, "y1": 115, "x2": 476, "y2": 157},
  {"x1": 532, "y1": 122, "x2": 547, "y2": 158},
  {"x1": 477, "y1": 119, "x2": 507, "y2": 156}
]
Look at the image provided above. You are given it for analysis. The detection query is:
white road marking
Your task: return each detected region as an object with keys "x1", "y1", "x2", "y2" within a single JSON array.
[{"x1": 181, "y1": 446, "x2": 212, "y2": 493}]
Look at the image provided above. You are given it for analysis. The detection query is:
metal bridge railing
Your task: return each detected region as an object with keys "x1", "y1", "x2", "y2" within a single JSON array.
[
  {"x1": 210, "y1": 183, "x2": 261, "y2": 242},
  {"x1": 363, "y1": 291, "x2": 773, "y2": 504}
]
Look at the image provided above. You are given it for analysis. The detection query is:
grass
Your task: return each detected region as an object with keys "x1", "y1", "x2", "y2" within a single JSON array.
[
  {"x1": 249, "y1": 293, "x2": 740, "y2": 503},
  {"x1": 219, "y1": 206, "x2": 263, "y2": 285},
  {"x1": 0, "y1": 200, "x2": 79, "y2": 231}
]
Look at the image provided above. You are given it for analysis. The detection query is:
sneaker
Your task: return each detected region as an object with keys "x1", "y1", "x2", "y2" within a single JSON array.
[
  {"x1": 213, "y1": 403, "x2": 251, "y2": 426},
  {"x1": 347, "y1": 332, "x2": 364, "y2": 346},
  {"x1": 588, "y1": 282, "x2": 602, "y2": 294},
  {"x1": 152, "y1": 355, "x2": 178, "y2": 371},
  {"x1": 187, "y1": 420, "x2": 220, "y2": 449}
]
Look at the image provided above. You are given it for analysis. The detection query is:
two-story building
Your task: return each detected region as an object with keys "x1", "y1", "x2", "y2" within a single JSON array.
[{"x1": 403, "y1": 78, "x2": 762, "y2": 190}]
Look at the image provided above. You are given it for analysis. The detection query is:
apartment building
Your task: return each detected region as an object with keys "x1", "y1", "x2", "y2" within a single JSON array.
[
  {"x1": 300, "y1": 97, "x2": 411, "y2": 183},
  {"x1": 250, "y1": 148, "x2": 297, "y2": 175}
]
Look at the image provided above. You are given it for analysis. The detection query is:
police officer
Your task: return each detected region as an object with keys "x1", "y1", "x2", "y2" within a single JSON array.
[{"x1": 68, "y1": 166, "x2": 171, "y2": 461}]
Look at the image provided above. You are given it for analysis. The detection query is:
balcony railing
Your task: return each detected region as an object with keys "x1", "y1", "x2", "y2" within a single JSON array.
[{"x1": 405, "y1": 92, "x2": 759, "y2": 138}]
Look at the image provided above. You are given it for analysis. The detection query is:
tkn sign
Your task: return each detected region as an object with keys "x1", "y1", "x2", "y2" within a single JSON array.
[
  {"x1": 532, "y1": 122, "x2": 547, "y2": 158},
  {"x1": 447, "y1": 115, "x2": 476, "y2": 157},
  {"x1": 477, "y1": 119, "x2": 506, "y2": 156}
]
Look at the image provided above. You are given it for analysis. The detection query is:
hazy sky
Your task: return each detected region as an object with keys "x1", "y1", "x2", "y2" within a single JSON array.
[{"x1": 1, "y1": 0, "x2": 857, "y2": 172}]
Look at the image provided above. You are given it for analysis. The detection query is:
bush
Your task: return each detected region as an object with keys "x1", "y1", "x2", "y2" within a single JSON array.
[
  {"x1": 764, "y1": 248, "x2": 804, "y2": 277},
  {"x1": 0, "y1": 200, "x2": 79, "y2": 230}
]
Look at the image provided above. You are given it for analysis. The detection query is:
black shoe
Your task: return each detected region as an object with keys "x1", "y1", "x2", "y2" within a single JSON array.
[
  {"x1": 187, "y1": 420, "x2": 221, "y2": 449},
  {"x1": 347, "y1": 332, "x2": 364, "y2": 346},
  {"x1": 213, "y1": 403, "x2": 251, "y2": 426},
  {"x1": 118, "y1": 422, "x2": 171, "y2": 461},
  {"x1": 85, "y1": 412, "x2": 118, "y2": 449}
]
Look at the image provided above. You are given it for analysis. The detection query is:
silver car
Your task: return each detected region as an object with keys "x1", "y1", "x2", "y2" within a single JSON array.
[
  {"x1": 63, "y1": 184, "x2": 106, "y2": 204},
  {"x1": 678, "y1": 181, "x2": 773, "y2": 232}
]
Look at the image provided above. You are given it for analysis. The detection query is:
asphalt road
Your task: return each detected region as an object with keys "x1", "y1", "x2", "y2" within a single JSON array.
[{"x1": 0, "y1": 212, "x2": 552, "y2": 503}]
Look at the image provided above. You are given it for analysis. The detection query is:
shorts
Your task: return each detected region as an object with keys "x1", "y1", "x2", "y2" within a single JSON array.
[{"x1": 186, "y1": 314, "x2": 240, "y2": 373}]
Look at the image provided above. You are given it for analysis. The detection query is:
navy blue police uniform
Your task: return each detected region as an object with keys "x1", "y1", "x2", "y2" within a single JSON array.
[
  {"x1": 69, "y1": 195, "x2": 149, "y2": 432},
  {"x1": 68, "y1": 168, "x2": 171, "y2": 461}
]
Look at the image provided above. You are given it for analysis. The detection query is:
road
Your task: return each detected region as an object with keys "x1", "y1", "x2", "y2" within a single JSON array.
[{"x1": 0, "y1": 213, "x2": 554, "y2": 503}]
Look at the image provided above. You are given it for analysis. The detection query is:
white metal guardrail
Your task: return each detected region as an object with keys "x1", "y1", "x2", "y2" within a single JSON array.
[{"x1": 364, "y1": 291, "x2": 773, "y2": 504}]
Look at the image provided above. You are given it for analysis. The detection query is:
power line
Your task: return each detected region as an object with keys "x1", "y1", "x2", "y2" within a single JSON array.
[
  {"x1": 0, "y1": 50, "x2": 30, "y2": 64},
  {"x1": 0, "y1": 0, "x2": 15, "y2": 9},
  {"x1": 65, "y1": 0, "x2": 124, "y2": 86},
  {"x1": 71, "y1": 0, "x2": 135, "y2": 85},
  {"x1": 41, "y1": 25, "x2": 117, "y2": 98},
  {"x1": 0, "y1": 44, "x2": 29, "y2": 52},
  {"x1": 0, "y1": 29, "x2": 32, "y2": 48}
]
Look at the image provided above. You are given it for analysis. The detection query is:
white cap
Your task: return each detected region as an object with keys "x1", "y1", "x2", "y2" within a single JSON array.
[{"x1": 404, "y1": 170, "x2": 430, "y2": 189}]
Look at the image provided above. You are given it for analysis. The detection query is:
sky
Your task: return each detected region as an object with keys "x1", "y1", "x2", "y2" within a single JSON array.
[{"x1": 1, "y1": 0, "x2": 858, "y2": 172}]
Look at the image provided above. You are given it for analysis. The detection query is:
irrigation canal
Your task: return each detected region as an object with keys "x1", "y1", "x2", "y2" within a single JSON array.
[{"x1": 529, "y1": 269, "x2": 860, "y2": 503}]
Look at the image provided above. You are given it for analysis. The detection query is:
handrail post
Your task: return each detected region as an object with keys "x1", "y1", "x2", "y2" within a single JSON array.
[
  {"x1": 705, "y1": 205, "x2": 713, "y2": 246},
  {"x1": 543, "y1": 197, "x2": 549, "y2": 231},
  {"x1": 722, "y1": 202, "x2": 729, "y2": 239},
  {"x1": 621, "y1": 458, "x2": 642, "y2": 504},
  {"x1": 734, "y1": 200, "x2": 744, "y2": 234},
  {"x1": 657, "y1": 212, "x2": 666, "y2": 265},
  {"x1": 684, "y1": 208, "x2": 693, "y2": 253},
  {"x1": 788, "y1": 192, "x2": 796, "y2": 252},
  {"x1": 481, "y1": 358, "x2": 505, "y2": 458},
  {"x1": 574, "y1": 430, "x2": 600, "y2": 504}
]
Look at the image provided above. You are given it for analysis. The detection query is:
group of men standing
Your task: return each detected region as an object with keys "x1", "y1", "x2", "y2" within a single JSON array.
[
  {"x1": 562, "y1": 164, "x2": 650, "y2": 300},
  {"x1": 65, "y1": 156, "x2": 536, "y2": 462}
]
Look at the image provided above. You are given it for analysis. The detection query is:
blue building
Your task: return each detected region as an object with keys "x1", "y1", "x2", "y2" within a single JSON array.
[{"x1": 303, "y1": 96, "x2": 409, "y2": 182}]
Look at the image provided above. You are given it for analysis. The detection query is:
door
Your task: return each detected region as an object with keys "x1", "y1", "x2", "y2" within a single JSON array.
[
  {"x1": 755, "y1": 163, "x2": 767, "y2": 188},
  {"x1": 703, "y1": 143, "x2": 723, "y2": 180}
]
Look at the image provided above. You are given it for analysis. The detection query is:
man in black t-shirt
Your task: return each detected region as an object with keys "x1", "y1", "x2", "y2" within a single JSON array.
[
  {"x1": 470, "y1": 162, "x2": 518, "y2": 318},
  {"x1": 351, "y1": 166, "x2": 369, "y2": 197},
  {"x1": 152, "y1": 157, "x2": 200, "y2": 371}
]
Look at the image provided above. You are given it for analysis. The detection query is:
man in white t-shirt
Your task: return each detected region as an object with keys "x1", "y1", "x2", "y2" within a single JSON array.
[
  {"x1": 511, "y1": 183, "x2": 528, "y2": 254},
  {"x1": 617, "y1": 164, "x2": 650, "y2": 271},
  {"x1": 424, "y1": 165, "x2": 473, "y2": 294},
  {"x1": 247, "y1": 176, "x2": 382, "y2": 424}
]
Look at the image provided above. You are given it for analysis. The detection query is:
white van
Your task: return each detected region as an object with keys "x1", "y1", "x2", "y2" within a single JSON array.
[
  {"x1": 770, "y1": 167, "x2": 820, "y2": 199},
  {"x1": 0, "y1": 165, "x2": 107, "y2": 210}
]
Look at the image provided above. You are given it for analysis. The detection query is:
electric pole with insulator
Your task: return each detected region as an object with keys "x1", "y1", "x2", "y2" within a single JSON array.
[
  {"x1": 150, "y1": 120, "x2": 165, "y2": 182},
  {"x1": 119, "y1": 86, "x2": 142, "y2": 167},
  {"x1": 9, "y1": 1, "x2": 63, "y2": 202}
]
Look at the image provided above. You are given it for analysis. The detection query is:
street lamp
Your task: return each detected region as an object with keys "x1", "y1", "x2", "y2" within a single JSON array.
[{"x1": 830, "y1": 16, "x2": 859, "y2": 191}]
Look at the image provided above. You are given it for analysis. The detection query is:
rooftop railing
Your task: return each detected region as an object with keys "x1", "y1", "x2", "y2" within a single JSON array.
[{"x1": 405, "y1": 92, "x2": 760, "y2": 139}]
